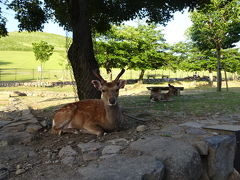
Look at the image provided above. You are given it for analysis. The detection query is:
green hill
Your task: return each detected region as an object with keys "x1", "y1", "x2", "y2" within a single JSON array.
[
  {"x1": 0, "y1": 31, "x2": 68, "y2": 70},
  {"x1": 0, "y1": 31, "x2": 66, "y2": 51}
]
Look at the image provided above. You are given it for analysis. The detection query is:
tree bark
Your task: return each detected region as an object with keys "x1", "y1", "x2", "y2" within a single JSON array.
[
  {"x1": 216, "y1": 45, "x2": 222, "y2": 92},
  {"x1": 68, "y1": 0, "x2": 101, "y2": 100},
  {"x1": 208, "y1": 69, "x2": 213, "y2": 87},
  {"x1": 224, "y1": 68, "x2": 228, "y2": 92},
  {"x1": 138, "y1": 69, "x2": 145, "y2": 84}
]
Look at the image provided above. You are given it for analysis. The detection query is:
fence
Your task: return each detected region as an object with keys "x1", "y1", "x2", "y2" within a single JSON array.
[
  {"x1": 0, "y1": 68, "x2": 238, "y2": 82},
  {"x1": 0, "y1": 68, "x2": 72, "y2": 81}
]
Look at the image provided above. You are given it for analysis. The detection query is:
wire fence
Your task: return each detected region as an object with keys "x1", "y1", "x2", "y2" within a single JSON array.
[{"x1": 0, "y1": 68, "x2": 238, "y2": 82}]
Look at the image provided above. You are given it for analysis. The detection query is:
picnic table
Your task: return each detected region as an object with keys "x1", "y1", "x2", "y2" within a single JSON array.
[{"x1": 147, "y1": 86, "x2": 184, "y2": 96}]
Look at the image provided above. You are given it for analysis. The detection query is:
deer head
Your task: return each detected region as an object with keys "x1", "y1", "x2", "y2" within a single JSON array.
[{"x1": 92, "y1": 69, "x2": 126, "y2": 106}]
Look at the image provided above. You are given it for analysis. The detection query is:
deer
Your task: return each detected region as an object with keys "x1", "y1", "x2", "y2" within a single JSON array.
[
  {"x1": 51, "y1": 69, "x2": 126, "y2": 137},
  {"x1": 150, "y1": 84, "x2": 178, "y2": 102}
]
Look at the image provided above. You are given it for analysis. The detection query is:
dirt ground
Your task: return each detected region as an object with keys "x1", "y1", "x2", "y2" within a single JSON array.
[{"x1": 0, "y1": 82, "x2": 240, "y2": 179}]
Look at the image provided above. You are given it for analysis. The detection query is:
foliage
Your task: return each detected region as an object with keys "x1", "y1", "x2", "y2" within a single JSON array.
[
  {"x1": 32, "y1": 40, "x2": 54, "y2": 64},
  {"x1": 188, "y1": 0, "x2": 240, "y2": 91},
  {"x1": 95, "y1": 24, "x2": 171, "y2": 80},
  {"x1": 189, "y1": 0, "x2": 240, "y2": 50},
  {"x1": 0, "y1": 0, "x2": 211, "y2": 99}
]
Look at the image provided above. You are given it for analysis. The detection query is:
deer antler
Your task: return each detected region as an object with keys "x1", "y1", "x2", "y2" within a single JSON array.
[
  {"x1": 92, "y1": 69, "x2": 107, "y2": 84},
  {"x1": 115, "y1": 69, "x2": 125, "y2": 81}
]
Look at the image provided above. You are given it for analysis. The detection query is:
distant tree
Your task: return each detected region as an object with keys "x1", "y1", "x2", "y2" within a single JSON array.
[
  {"x1": 189, "y1": 0, "x2": 240, "y2": 91},
  {"x1": 116, "y1": 24, "x2": 169, "y2": 81},
  {"x1": 32, "y1": 40, "x2": 54, "y2": 80},
  {"x1": 0, "y1": 0, "x2": 210, "y2": 99}
]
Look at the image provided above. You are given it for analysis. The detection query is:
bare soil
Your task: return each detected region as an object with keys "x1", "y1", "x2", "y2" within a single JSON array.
[{"x1": 1, "y1": 82, "x2": 240, "y2": 179}]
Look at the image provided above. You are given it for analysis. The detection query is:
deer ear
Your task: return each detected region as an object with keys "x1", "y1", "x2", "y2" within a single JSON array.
[
  {"x1": 118, "y1": 80, "x2": 126, "y2": 89},
  {"x1": 91, "y1": 80, "x2": 102, "y2": 90}
]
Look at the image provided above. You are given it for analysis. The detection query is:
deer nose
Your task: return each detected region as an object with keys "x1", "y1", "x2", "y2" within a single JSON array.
[{"x1": 109, "y1": 97, "x2": 116, "y2": 105}]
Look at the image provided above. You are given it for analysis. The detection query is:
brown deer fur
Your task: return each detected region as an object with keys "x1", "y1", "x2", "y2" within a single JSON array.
[
  {"x1": 150, "y1": 84, "x2": 177, "y2": 102},
  {"x1": 51, "y1": 69, "x2": 126, "y2": 136}
]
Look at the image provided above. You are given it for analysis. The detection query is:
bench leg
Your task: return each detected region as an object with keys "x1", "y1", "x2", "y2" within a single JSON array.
[{"x1": 177, "y1": 89, "x2": 181, "y2": 96}]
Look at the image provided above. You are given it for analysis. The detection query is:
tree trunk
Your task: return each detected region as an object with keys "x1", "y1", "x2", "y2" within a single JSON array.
[
  {"x1": 68, "y1": 0, "x2": 101, "y2": 100},
  {"x1": 138, "y1": 69, "x2": 145, "y2": 84},
  {"x1": 224, "y1": 68, "x2": 228, "y2": 92},
  {"x1": 216, "y1": 45, "x2": 222, "y2": 92},
  {"x1": 106, "y1": 69, "x2": 113, "y2": 82},
  {"x1": 208, "y1": 69, "x2": 213, "y2": 87}
]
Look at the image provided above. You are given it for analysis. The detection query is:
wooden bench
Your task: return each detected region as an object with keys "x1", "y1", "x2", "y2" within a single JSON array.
[{"x1": 147, "y1": 86, "x2": 184, "y2": 96}]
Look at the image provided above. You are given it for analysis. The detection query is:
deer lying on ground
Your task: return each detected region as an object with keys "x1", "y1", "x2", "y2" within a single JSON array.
[
  {"x1": 51, "y1": 69, "x2": 126, "y2": 136},
  {"x1": 150, "y1": 84, "x2": 178, "y2": 102}
]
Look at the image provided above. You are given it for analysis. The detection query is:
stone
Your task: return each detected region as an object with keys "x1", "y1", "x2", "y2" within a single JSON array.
[
  {"x1": 61, "y1": 156, "x2": 76, "y2": 166},
  {"x1": 179, "y1": 122, "x2": 204, "y2": 128},
  {"x1": 159, "y1": 125, "x2": 185, "y2": 137},
  {"x1": 15, "y1": 168, "x2": 25, "y2": 175},
  {"x1": 82, "y1": 151, "x2": 100, "y2": 161},
  {"x1": 102, "y1": 145, "x2": 123, "y2": 155},
  {"x1": 205, "y1": 135, "x2": 236, "y2": 180},
  {"x1": 59, "y1": 145, "x2": 77, "y2": 158},
  {"x1": 59, "y1": 146, "x2": 78, "y2": 166},
  {"x1": 25, "y1": 124, "x2": 42, "y2": 133},
  {"x1": 78, "y1": 155, "x2": 165, "y2": 180},
  {"x1": 0, "y1": 166, "x2": 9, "y2": 180},
  {"x1": 106, "y1": 138, "x2": 129, "y2": 146},
  {"x1": 130, "y1": 136, "x2": 203, "y2": 180},
  {"x1": 228, "y1": 169, "x2": 240, "y2": 180},
  {"x1": 78, "y1": 142, "x2": 103, "y2": 152},
  {"x1": 203, "y1": 124, "x2": 240, "y2": 132},
  {"x1": 136, "y1": 125, "x2": 147, "y2": 132},
  {"x1": 0, "y1": 131, "x2": 33, "y2": 145}
]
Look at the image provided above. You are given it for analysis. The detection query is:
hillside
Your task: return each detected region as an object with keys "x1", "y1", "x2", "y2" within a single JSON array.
[
  {"x1": 0, "y1": 32, "x2": 68, "y2": 70},
  {"x1": 0, "y1": 31, "x2": 67, "y2": 51}
]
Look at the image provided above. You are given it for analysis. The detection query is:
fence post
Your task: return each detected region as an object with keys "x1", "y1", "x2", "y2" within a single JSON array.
[
  {"x1": 15, "y1": 68, "x2": 17, "y2": 81},
  {"x1": 32, "y1": 69, "x2": 34, "y2": 80}
]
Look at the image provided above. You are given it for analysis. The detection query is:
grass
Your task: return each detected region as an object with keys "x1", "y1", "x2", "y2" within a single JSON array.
[
  {"x1": 0, "y1": 31, "x2": 237, "y2": 81},
  {"x1": 0, "y1": 82, "x2": 239, "y2": 121},
  {"x1": 0, "y1": 31, "x2": 66, "y2": 51}
]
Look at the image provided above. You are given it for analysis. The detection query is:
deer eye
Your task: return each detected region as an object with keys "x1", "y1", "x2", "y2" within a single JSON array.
[{"x1": 102, "y1": 89, "x2": 106, "y2": 93}]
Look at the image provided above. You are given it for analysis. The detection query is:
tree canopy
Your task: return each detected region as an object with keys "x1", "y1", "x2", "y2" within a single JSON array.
[
  {"x1": 0, "y1": 0, "x2": 211, "y2": 99},
  {"x1": 189, "y1": 0, "x2": 240, "y2": 91}
]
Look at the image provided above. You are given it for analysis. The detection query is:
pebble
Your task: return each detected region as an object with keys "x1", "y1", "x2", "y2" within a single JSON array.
[
  {"x1": 136, "y1": 125, "x2": 147, "y2": 132},
  {"x1": 15, "y1": 168, "x2": 25, "y2": 175}
]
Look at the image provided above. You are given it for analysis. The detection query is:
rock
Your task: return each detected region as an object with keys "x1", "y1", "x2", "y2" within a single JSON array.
[
  {"x1": 179, "y1": 122, "x2": 204, "y2": 128},
  {"x1": 102, "y1": 145, "x2": 123, "y2": 155},
  {"x1": 159, "y1": 125, "x2": 185, "y2": 137},
  {"x1": 78, "y1": 142, "x2": 103, "y2": 152},
  {"x1": 25, "y1": 124, "x2": 42, "y2": 133},
  {"x1": 106, "y1": 138, "x2": 129, "y2": 146},
  {"x1": 136, "y1": 125, "x2": 147, "y2": 132},
  {"x1": 78, "y1": 155, "x2": 165, "y2": 180},
  {"x1": 82, "y1": 151, "x2": 100, "y2": 161},
  {"x1": 15, "y1": 168, "x2": 25, "y2": 175},
  {"x1": 59, "y1": 145, "x2": 77, "y2": 158},
  {"x1": 130, "y1": 136, "x2": 203, "y2": 180},
  {"x1": 0, "y1": 166, "x2": 9, "y2": 180},
  {"x1": 228, "y1": 169, "x2": 240, "y2": 180},
  {"x1": 0, "y1": 131, "x2": 33, "y2": 146},
  {"x1": 59, "y1": 146, "x2": 78, "y2": 166},
  {"x1": 205, "y1": 135, "x2": 236, "y2": 180}
]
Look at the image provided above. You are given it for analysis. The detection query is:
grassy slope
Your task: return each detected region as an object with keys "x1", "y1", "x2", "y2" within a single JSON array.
[{"x1": 0, "y1": 31, "x2": 67, "y2": 69}]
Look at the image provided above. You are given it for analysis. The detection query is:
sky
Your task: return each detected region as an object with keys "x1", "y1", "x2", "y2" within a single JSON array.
[{"x1": 2, "y1": 5, "x2": 191, "y2": 45}]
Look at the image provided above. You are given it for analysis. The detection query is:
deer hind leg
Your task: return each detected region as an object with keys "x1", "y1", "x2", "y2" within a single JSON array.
[
  {"x1": 50, "y1": 110, "x2": 74, "y2": 135},
  {"x1": 83, "y1": 123, "x2": 104, "y2": 137}
]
